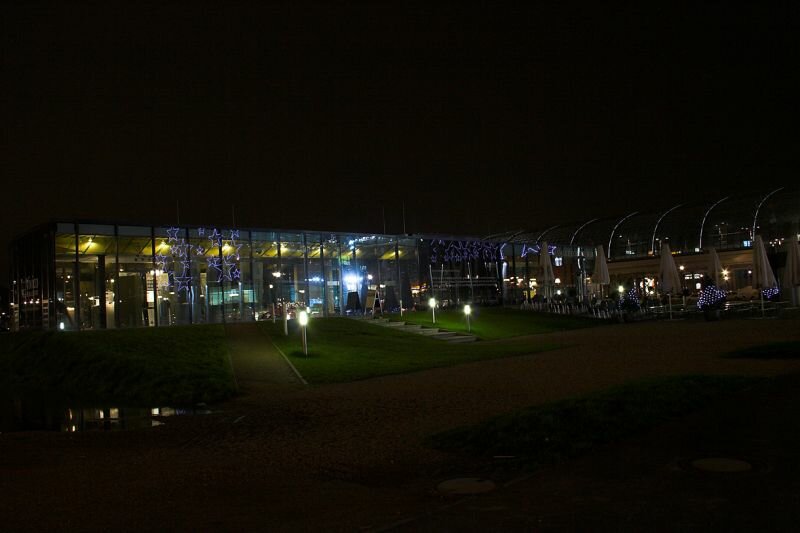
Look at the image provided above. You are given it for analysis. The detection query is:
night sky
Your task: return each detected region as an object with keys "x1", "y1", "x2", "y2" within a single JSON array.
[{"x1": 2, "y1": 3, "x2": 799, "y2": 278}]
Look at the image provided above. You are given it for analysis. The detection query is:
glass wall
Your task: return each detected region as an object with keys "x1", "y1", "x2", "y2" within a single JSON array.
[
  {"x1": 77, "y1": 224, "x2": 115, "y2": 330},
  {"x1": 13, "y1": 190, "x2": 794, "y2": 332},
  {"x1": 220, "y1": 228, "x2": 249, "y2": 322},
  {"x1": 397, "y1": 238, "x2": 420, "y2": 309},
  {"x1": 425, "y1": 238, "x2": 504, "y2": 306},
  {"x1": 703, "y1": 194, "x2": 759, "y2": 252},
  {"x1": 375, "y1": 237, "x2": 399, "y2": 312},
  {"x1": 305, "y1": 234, "x2": 325, "y2": 316},
  {"x1": 187, "y1": 227, "x2": 212, "y2": 324},
  {"x1": 116, "y1": 226, "x2": 156, "y2": 328},
  {"x1": 251, "y1": 231, "x2": 280, "y2": 319},
  {"x1": 340, "y1": 236, "x2": 366, "y2": 314},
  {"x1": 54, "y1": 223, "x2": 77, "y2": 330},
  {"x1": 755, "y1": 188, "x2": 800, "y2": 248},
  {"x1": 279, "y1": 233, "x2": 307, "y2": 316},
  {"x1": 654, "y1": 203, "x2": 707, "y2": 254},
  {"x1": 611, "y1": 212, "x2": 660, "y2": 259},
  {"x1": 355, "y1": 236, "x2": 380, "y2": 314},
  {"x1": 10, "y1": 225, "x2": 54, "y2": 330},
  {"x1": 321, "y1": 234, "x2": 341, "y2": 316},
  {"x1": 153, "y1": 227, "x2": 191, "y2": 326}
]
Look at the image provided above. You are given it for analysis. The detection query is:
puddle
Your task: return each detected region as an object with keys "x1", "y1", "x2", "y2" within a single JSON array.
[{"x1": 1, "y1": 398, "x2": 210, "y2": 433}]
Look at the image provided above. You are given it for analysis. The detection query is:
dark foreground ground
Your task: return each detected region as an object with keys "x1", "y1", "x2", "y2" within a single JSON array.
[{"x1": 2, "y1": 319, "x2": 800, "y2": 531}]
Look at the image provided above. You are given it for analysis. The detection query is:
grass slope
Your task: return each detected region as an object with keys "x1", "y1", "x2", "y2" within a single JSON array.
[
  {"x1": 392, "y1": 307, "x2": 599, "y2": 339},
  {"x1": 726, "y1": 341, "x2": 800, "y2": 359},
  {"x1": 260, "y1": 317, "x2": 557, "y2": 384},
  {"x1": 0, "y1": 325, "x2": 236, "y2": 406},
  {"x1": 429, "y1": 375, "x2": 762, "y2": 467}
]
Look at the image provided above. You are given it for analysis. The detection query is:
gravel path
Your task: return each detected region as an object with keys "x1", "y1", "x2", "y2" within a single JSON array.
[{"x1": 1, "y1": 318, "x2": 799, "y2": 531}]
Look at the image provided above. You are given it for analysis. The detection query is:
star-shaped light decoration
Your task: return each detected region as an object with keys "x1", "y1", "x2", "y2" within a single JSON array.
[
  {"x1": 228, "y1": 243, "x2": 242, "y2": 260},
  {"x1": 197, "y1": 227, "x2": 205, "y2": 236},
  {"x1": 228, "y1": 229, "x2": 240, "y2": 242},
  {"x1": 166, "y1": 227, "x2": 181, "y2": 242},
  {"x1": 171, "y1": 242, "x2": 189, "y2": 258},
  {"x1": 466, "y1": 241, "x2": 480, "y2": 260},
  {"x1": 208, "y1": 228, "x2": 223, "y2": 248},
  {"x1": 154, "y1": 253, "x2": 169, "y2": 268},
  {"x1": 180, "y1": 260, "x2": 192, "y2": 274},
  {"x1": 222, "y1": 257, "x2": 237, "y2": 281},
  {"x1": 174, "y1": 276, "x2": 192, "y2": 292},
  {"x1": 207, "y1": 256, "x2": 223, "y2": 281}
]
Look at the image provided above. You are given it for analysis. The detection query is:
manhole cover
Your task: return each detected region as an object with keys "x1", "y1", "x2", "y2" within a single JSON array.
[
  {"x1": 437, "y1": 477, "x2": 496, "y2": 495},
  {"x1": 691, "y1": 457, "x2": 753, "y2": 473}
]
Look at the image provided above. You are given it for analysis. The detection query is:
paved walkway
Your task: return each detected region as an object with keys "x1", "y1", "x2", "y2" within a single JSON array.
[
  {"x1": 1, "y1": 318, "x2": 799, "y2": 531},
  {"x1": 223, "y1": 323, "x2": 305, "y2": 395}
]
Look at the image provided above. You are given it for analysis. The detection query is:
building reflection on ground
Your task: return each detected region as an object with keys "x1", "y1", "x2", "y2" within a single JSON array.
[{"x1": 1, "y1": 399, "x2": 201, "y2": 432}]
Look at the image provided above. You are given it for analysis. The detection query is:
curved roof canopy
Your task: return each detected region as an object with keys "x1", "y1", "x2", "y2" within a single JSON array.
[{"x1": 487, "y1": 187, "x2": 799, "y2": 260}]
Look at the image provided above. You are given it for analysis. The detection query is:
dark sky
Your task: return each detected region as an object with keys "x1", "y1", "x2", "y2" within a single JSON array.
[{"x1": 2, "y1": 3, "x2": 799, "y2": 273}]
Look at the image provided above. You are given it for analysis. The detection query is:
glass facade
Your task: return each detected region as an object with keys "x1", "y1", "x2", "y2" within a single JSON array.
[
  {"x1": 116, "y1": 226, "x2": 156, "y2": 328},
  {"x1": 251, "y1": 231, "x2": 280, "y2": 319},
  {"x1": 54, "y1": 224, "x2": 77, "y2": 330},
  {"x1": 8, "y1": 187, "x2": 799, "y2": 330},
  {"x1": 76, "y1": 224, "x2": 116, "y2": 330},
  {"x1": 10, "y1": 223, "x2": 438, "y2": 330}
]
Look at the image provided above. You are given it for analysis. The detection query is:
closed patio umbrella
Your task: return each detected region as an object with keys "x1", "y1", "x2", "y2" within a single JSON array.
[
  {"x1": 659, "y1": 243, "x2": 682, "y2": 319},
  {"x1": 707, "y1": 247, "x2": 723, "y2": 286},
  {"x1": 593, "y1": 245, "x2": 610, "y2": 297},
  {"x1": 752, "y1": 235, "x2": 777, "y2": 317},
  {"x1": 540, "y1": 241, "x2": 555, "y2": 302},
  {"x1": 782, "y1": 238, "x2": 800, "y2": 305}
]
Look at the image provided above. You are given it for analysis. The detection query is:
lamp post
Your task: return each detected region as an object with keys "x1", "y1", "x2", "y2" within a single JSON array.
[
  {"x1": 429, "y1": 297, "x2": 437, "y2": 324},
  {"x1": 298, "y1": 310, "x2": 309, "y2": 355},
  {"x1": 679, "y1": 265, "x2": 686, "y2": 307},
  {"x1": 464, "y1": 304, "x2": 471, "y2": 332}
]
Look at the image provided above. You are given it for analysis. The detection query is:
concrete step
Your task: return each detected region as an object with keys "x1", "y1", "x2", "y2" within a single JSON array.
[
  {"x1": 444, "y1": 335, "x2": 478, "y2": 343},
  {"x1": 360, "y1": 317, "x2": 476, "y2": 344}
]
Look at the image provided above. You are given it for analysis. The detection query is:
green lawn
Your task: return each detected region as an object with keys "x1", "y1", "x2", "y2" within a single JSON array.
[
  {"x1": 428, "y1": 375, "x2": 762, "y2": 468},
  {"x1": 259, "y1": 317, "x2": 558, "y2": 384},
  {"x1": 390, "y1": 306, "x2": 599, "y2": 339},
  {"x1": 0, "y1": 325, "x2": 236, "y2": 406},
  {"x1": 726, "y1": 341, "x2": 800, "y2": 359}
]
